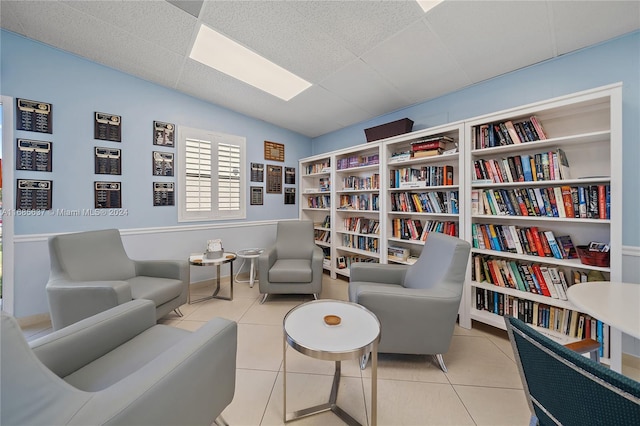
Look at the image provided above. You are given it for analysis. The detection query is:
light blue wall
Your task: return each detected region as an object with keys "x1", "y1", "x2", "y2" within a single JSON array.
[
  {"x1": 312, "y1": 31, "x2": 640, "y2": 248},
  {"x1": 1, "y1": 30, "x2": 312, "y2": 235}
]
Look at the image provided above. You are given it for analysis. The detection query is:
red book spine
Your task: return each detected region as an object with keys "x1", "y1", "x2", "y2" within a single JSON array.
[
  {"x1": 561, "y1": 186, "x2": 576, "y2": 218},
  {"x1": 598, "y1": 185, "x2": 606, "y2": 219},
  {"x1": 531, "y1": 264, "x2": 552, "y2": 297},
  {"x1": 529, "y1": 226, "x2": 546, "y2": 257},
  {"x1": 411, "y1": 141, "x2": 445, "y2": 151},
  {"x1": 538, "y1": 231, "x2": 553, "y2": 257}
]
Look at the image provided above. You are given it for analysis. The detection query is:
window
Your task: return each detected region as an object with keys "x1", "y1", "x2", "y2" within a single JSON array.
[{"x1": 178, "y1": 127, "x2": 246, "y2": 222}]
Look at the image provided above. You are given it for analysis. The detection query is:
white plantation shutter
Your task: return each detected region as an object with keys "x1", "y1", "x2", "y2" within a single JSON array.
[
  {"x1": 179, "y1": 127, "x2": 246, "y2": 221},
  {"x1": 185, "y1": 138, "x2": 212, "y2": 212}
]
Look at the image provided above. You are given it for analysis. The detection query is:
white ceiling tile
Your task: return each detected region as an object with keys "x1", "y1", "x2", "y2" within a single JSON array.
[
  {"x1": 425, "y1": 0, "x2": 555, "y2": 83},
  {"x1": 62, "y1": 0, "x2": 198, "y2": 55},
  {"x1": 291, "y1": 0, "x2": 424, "y2": 56},
  {"x1": 319, "y1": 58, "x2": 412, "y2": 116},
  {"x1": 550, "y1": 0, "x2": 640, "y2": 54},
  {"x1": 361, "y1": 19, "x2": 471, "y2": 104},
  {"x1": 198, "y1": 0, "x2": 357, "y2": 82}
]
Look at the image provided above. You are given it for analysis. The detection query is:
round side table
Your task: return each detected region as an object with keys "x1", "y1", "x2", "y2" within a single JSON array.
[
  {"x1": 235, "y1": 248, "x2": 263, "y2": 288},
  {"x1": 188, "y1": 253, "x2": 236, "y2": 303},
  {"x1": 283, "y1": 299, "x2": 380, "y2": 425}
]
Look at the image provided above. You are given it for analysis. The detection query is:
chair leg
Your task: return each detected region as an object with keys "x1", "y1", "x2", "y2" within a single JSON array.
[
  {"x1": 360, "y1": 352, "x2": 370, "y2": 370},
  {"x1": 259, "y1": 293, "x2": 268, "y2": 304},
  {"x1": 435, "y1": 354, "x2": 448, "y2": 373},
  {"x1": 313, "y1": 293, "x2": 319, "y2": 300},
  {"x1": 173, "y1": 307, "x2": 184, "y2": 317},
  {"x1": 213, "y1": 415, "x2": 229, "y2": 426}
]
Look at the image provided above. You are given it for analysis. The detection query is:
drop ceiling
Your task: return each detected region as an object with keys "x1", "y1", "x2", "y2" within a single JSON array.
[{"x1": 1, "y1": 0, "x2": 639, "y2": 138}]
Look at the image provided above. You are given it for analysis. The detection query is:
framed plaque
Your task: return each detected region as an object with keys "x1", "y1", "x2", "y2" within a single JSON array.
[
  {"x1": 153, "y1": 182, "x2": 175, "y2": 206},
  {"x1": 152, "y1": 151, "x2": 174, "y2": 176},
  {"x1": 153, "y1": 121, "x2": 175, "y2": 147},
  {"x1": 94, "y1": 112, "x2": 122, "y2": 142},
  {"x1": 250, "y1": 186, "x2": 263, "y2": 205},
  {"x1": 16, "y1": 179, "x2": 52, "y2": 210},
  {"x1": 284, "y1": 187, "x2": 296, "y2": 205},
  {"x1": 94, "y1": 147, "x2": 122, "y2": 175},
  {"x1": 251, "y1": 162, "x2": 264, "y2": 182},
  {"x1": 285, "y1": 167, "x2": 296, "y2": 185},
  {"x1": 264, "y1": 141, "x2": 285, "y2": 162},
  {"x1": 95, "y1": 181, "x2": 122, "y2": 208},
  {"x1": 16, "y1": 98, "x2": 52, "y2": 133},
  {"x1": 266, "y1": 165, "x2": 282, "y2": 194},
  {"x1": 17, "y1": 139, "x2": 52, "y2": 172}
]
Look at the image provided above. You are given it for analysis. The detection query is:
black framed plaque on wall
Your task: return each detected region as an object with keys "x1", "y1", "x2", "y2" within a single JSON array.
[
  {"x1": 16, "y1": 98, "x2": 52, "y2": 133},
  {"x1": 16, "y1": 139, "x2": 52, "y2": 172},
  {"x1": 94, "y1": 112, "x2": 122, "y2": 142}
]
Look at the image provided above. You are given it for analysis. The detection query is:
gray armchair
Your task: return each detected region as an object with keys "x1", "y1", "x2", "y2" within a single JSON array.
[
  {"x1": 1, "y1": 299, "x2": 237, "y2": 426},
  {"x1": 47, "y1": 229, "x2": 189, "y2": 330},
  {"x1": 258, "y1": 220, "x2": 323, "y2": 303},
  {"x1": 349, "y1": 232, "x2": 471, "y2": 372}
]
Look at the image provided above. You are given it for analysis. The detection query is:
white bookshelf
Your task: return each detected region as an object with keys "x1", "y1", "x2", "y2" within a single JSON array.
[
  {"x1": 298, "y1": 83, "x2": 623, "y2": 368},
  {"x1": 462, "y1": 83, "x2": 622, "y2": 367}
]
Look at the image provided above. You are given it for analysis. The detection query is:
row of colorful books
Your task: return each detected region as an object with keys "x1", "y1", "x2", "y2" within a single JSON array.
[
  {"x1": 341, "y1": 174, "x2": 380, "y2": 190},
  {"x1": 472, "y1": 184, "x2": 610, "y2": 219},
  {"x1": 471, "y1": 223, "x2": 577, "y2": 259},
  {"x1": 473, "y1": 116, "x2": 547, "y2": 149},
  {"x1": 473, "y1": 148, "x2": 570, "y2": 183},
  {"x1": 472, "y1": 254, "x2": 573, "y2": 300},
  {"x1": 391, "y1": 218, "x2": 458, "y2": 241},
  {"x1": 341, "y1": 234, "x2": 379, "y2": 253},
  {"x1": 337, "y1": 193, "x2": 379, "y2": 211},
  {"x1": 336, "y1": 154, "x2": 379, "y2": 170},
  {"x1": 390, "y1": 165, "x2": 454, "y2": 188},
  {"x1": 304, "y1": 161, "x2": 330, "y2": 175},
  {"x1": 343, "y1": 217, "x2": 379, "y2": 235},
  {"x1": 306, "y1": 195, "x2": 330, "y2": 209},
  {"x1": 313, "y1": 230, "x2": 330, "y2": 243},
  {"x1": 390, "y1": 190, "x2": 459, "y2": 214},
  {"x1": 475, "y1": 288, "x2": 610, "y2": 357}
]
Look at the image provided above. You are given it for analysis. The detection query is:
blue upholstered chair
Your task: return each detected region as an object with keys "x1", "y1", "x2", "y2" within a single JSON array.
[{"x1": 505, "y1": 315, "x2": 640, "y2": 426}]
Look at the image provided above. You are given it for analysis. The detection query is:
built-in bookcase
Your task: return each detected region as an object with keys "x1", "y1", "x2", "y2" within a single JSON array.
[
  {"x1": 462, "y1": 83, "x2": 622, "y2": 368},
  {"x1": 299, "y1": 154, "x2": 332, "y2": 272},
  {"x1": 299, "y1": 83, "x2": 622, "y2": 369}
]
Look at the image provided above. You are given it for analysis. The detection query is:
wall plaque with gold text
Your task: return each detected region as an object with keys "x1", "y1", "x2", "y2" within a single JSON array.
[
  {"x1": 153, "y1": 182, "x2": 175, "y2": 206},
  {"x1": 17, "y1": 139, "x2": 52, "y2": 172},
  {"x1": 16, "y1": 98, "x2": 52, "y2": 133},
  {"x1": 264, "y1": 141, "x2": 285, "y2": 162},
  {"x1": 266, "y1": 165, "x2": 282, "y2": 193},
  {"x1": 94, "y1": 112, "x2": 122, "y2": 142},
  {"x1": 95, "y1": 181, "x2": 122, "y2": 208},
  {"x1": 95, "y1": 147, "x2": 122, "y2": 175},
  {"x1": 16, "y1": 179, "x2": 52, "y2": 210},
  {"x1": 153, "y1": 121, "x2": 175, "y2": 147}
]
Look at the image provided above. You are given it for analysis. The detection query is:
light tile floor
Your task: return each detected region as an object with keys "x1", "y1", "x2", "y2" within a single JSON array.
[{"x1": 22, "y1": 274, "x2": 640, "y2": 426}]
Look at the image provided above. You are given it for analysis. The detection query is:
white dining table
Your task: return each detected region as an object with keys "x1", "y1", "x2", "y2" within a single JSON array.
[{"x1": 566, "y1": 281, "x2": 640, "y2": 372}]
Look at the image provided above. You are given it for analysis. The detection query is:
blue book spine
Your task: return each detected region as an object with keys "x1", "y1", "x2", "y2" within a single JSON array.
[
  {"x1": 520, "y1": 154, "x2": 534, "y2": 181},
  {"x1": 606, "y1": 185, "x2": 611, "y2": 219},
  {"x1": 597, "y1": 320, "x2": 604, "y2": 356}
]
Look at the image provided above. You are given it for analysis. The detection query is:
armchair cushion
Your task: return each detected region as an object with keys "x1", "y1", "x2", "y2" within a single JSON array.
[
  {"x1": 269, "y1": 259, "x2": 312, "y2": 283},
  {"x1": 128, "y1": 276, "x2": 185, "y2": 306}
]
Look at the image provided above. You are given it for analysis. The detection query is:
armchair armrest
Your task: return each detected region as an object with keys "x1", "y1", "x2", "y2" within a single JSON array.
[
  {"x1": 258, "y1": 246, "x2": 277, "y2": 280},
  {"x1": 134, "y1": 259, "x2": 189, "y2": 282},
  {"x1": 46, "y1": 279, "x2": 133, "y2": 330},
  {"x1": 350, "y1": 263, "x2": 408, "y2": 285},
  {"x1": 71, "y1": 318, "x2": 238, "y2": 426},
  {"x1": 31, "y1": 300, "x2": 156, "y2": 378}
]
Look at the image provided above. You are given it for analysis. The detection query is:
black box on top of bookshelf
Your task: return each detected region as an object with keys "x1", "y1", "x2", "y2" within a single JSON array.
[{"x1": 364, "y1": 118, "x2": 413, "y2": 142}]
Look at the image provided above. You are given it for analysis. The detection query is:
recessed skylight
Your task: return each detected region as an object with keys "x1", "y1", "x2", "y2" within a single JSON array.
[
  {"x1": 189, "y1": 24, "x2": 312, "y2": 101},
  {"x1": 416, "y1": 0, "x2": 444, "y2": 13}
]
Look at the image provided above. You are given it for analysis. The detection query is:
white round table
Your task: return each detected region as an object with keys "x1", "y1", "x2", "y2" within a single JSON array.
[
  {"x1": 234, "y1": 248, "x2": 263, "y2": 288},
  {"x1": 283, "y1": 299, "x2": 380, "y2": 425}
]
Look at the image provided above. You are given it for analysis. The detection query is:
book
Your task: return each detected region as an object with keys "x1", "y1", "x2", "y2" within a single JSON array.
[
  {"x1": 556, "y1": 148, "x2": 571, "y2": 179},
  {"x1": 412, "y1": 149, "x2": 443, "y2": 158},
  {"x1": 530, "y1": 115, "x2": 547, "y2": 140},
  {"x1": 532, "y1": 265, "x2": 553, "y2": 297},
  {"x1": 543, "y1": 231, "x2": 563, "y2": 259},
  {"x1": 410, "y1": 140, "x2": 446, "y2": 151},
  {"x1": 560, "y1": 186, "x2": 576, "y2": 218},
  {"x1": 520, "y1": 154, "x2": 534, "y2": 181},
  {"x1": 504, "y1": 120, "x2": 521, "y2": 144}
]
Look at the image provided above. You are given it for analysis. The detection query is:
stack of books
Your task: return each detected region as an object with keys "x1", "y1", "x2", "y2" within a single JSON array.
[{"x1": 410, "y1": 136, "x2": 453, "y2": 158}]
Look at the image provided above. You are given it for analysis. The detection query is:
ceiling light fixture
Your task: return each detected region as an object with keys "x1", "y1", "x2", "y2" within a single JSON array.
[
  {"x1": 416, "y1": 0, "x2": 444, "y2": 13},
  {"x1": 189, "y1": 24, "x2": 312, "y2": 101}
]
